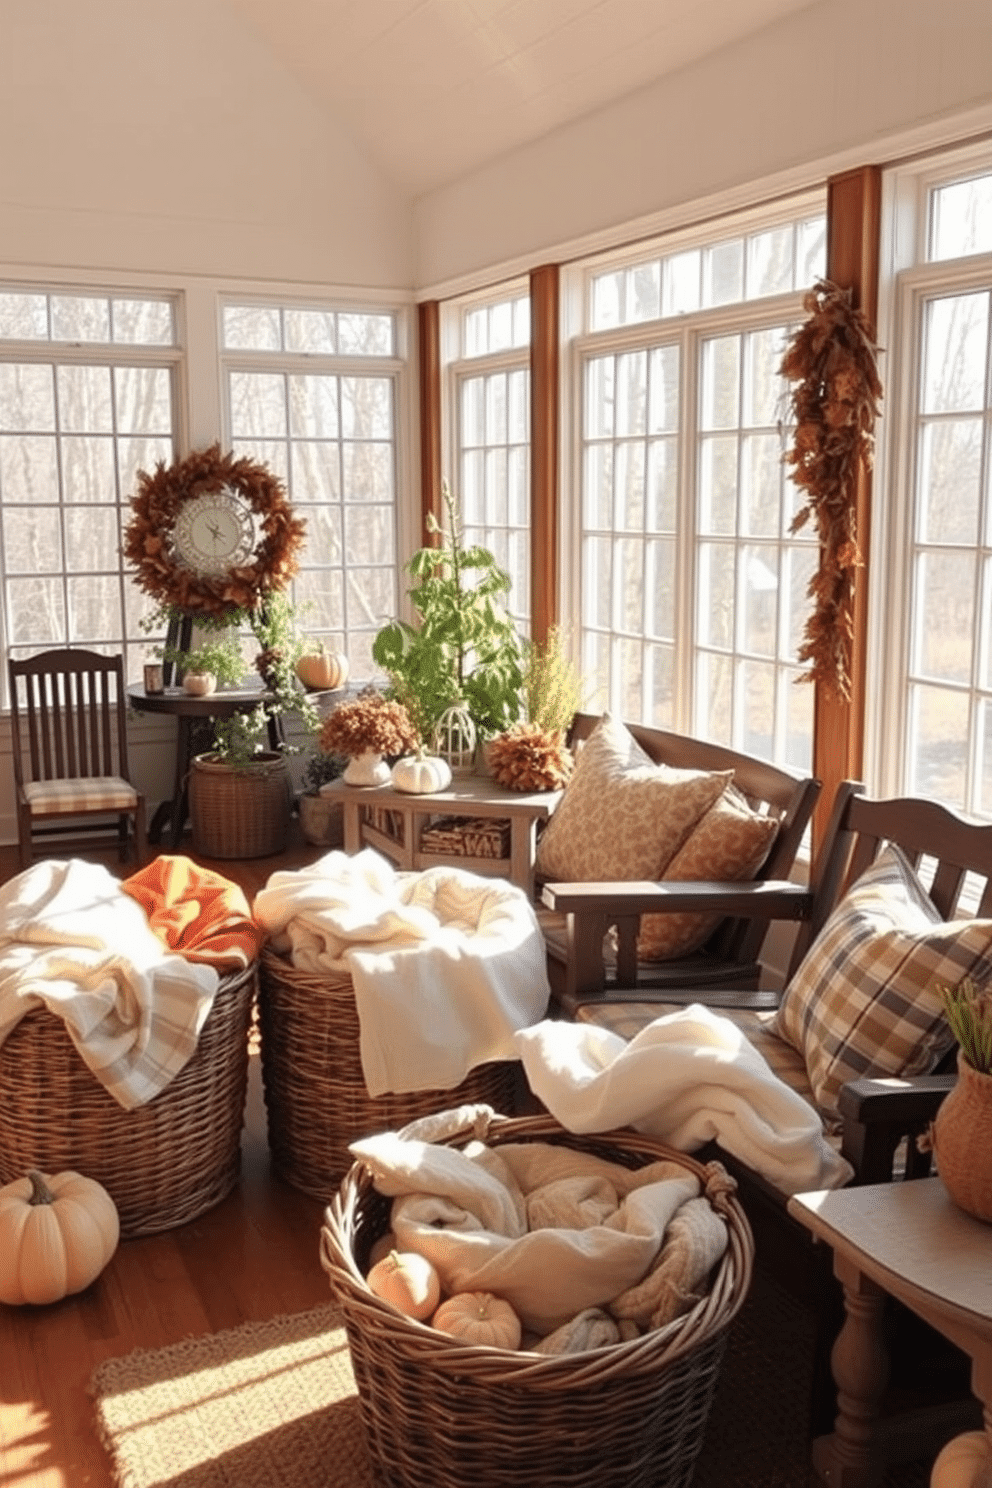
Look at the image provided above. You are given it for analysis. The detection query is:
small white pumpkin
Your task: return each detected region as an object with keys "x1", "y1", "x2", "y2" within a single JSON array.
[
  {"x1": 391, "y1": 753, "x2": 453, "y2": 795},
  {"x1": 0, "y1": 1169, "x2": 120, "y2": 1306},
  {"x1": 431, "y1": 1291, "x2": 522, "y2": 1350}
]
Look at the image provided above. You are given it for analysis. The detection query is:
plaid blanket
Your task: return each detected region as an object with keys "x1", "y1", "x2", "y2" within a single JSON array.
[{"x1": 0, "y1": 858, "x2": 219, "y2": 1110}]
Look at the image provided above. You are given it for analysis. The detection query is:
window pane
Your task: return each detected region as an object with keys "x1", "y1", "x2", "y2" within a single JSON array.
[
  {"x1": 0, "y1": 293, "x2": 48, "y2": 339},
  {"x1": 913, "y1": 550, "x2": 976, "y2": 684},
  {"x1": 918, "y1": 419, "x2": 982, "y2": 542},
  {"x1": 747, "y1": 227, "x2": 793, "y2": 298},
  {"x1": 908, "y1": 683, "x2": 969, "y2": 808},
  {"x1": 922, "y1": 293, "x2": 989, "y2": 413},
  {"x1": 930, "y1": 174, "x2": 992, "y2": 261},
  {"x1": 112, "y1": 299, "x2": 174, "y2": 346},
  {"x1": 285, "y1": 309, "x2": 336, "y2": 355},
  {"x1": 51, "y1": 296, "x2": 110, "y2": 343},
  {"x1": 57, "y1": 365, "x2": 114, "y2": 433},
  {"x1": 0, "y1": 364, "x2": 56, "y2": 429},
  {"x1": 701, "y1": 337, "x2": 740, "y2": 429}
]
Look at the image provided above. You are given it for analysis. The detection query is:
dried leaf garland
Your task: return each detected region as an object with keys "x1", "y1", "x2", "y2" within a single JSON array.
[
  {"x1": 122, "y1": 444, "x2": 306, "y2": 621},
  {"x1": 780, "y1": 279, "x2": 883, "y2": 702}
]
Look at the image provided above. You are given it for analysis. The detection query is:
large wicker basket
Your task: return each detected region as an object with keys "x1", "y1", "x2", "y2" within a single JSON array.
[
  {"x1": 258, "y1": 949, "x2": 519, "y2": 1199},
  {"x1": 189, "y1": 751, "x2": 292, "y2": 859},
  {"x1": 0, "y1": 961, "x2": 257, "y2": 1237},
  {"x1": 320, "y1": 1110, "x2": 753, "y2": 1488}
]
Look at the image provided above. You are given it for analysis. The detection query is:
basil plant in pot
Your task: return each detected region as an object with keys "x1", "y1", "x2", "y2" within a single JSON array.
[{"x1": 372, "y1": 481, "x2": 524, "y2": 770}]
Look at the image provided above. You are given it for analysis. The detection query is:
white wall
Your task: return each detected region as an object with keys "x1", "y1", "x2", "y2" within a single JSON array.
[
  {"x1": 414, "y1": 0, "x2": 992, "y2": 292},
  {"x1": 0, "y1": 0, "x2": 412, "y2": 287}
]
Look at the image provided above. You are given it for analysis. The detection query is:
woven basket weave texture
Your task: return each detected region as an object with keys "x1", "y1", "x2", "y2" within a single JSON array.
[
  {"x1": 932, "y1": 1051, "x2": 992, "y2": 1222},
  {"x1": 320, "y1": 1111, "x2": 753, "y2": 1488},
  {"x1": 190, "y1": 753, "x2": 292, "y2": 859},
  {"x1": 258, "y1": 949, "x2": 519, "y2": 1200},
  {"x1": 0, "y1": 961, "x2": 257, "y2": 1237}
]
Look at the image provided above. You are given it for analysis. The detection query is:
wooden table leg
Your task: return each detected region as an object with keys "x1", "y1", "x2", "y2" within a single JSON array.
[{"x1": 812, "y1": 1257, "x2": 890, "y2": 1488}]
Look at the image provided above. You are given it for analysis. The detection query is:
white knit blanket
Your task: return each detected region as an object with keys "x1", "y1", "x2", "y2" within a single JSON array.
[
  {"x1": 253, "y1": 849, "x2": 551, "y2": 1097},
  {"x1": 0, "y1": 858, "x2": 218, "y2": 1110},
  {"x1": 514, "y1": 1006, "x2": 853, "y2": 1196}
]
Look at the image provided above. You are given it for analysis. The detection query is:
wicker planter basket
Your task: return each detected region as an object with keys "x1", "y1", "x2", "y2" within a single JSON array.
[
  {"x1": 0, "y1": 961, "x2": 257, "y2": 1237},
  {"x1": 190, "y1": 751, "x2": 292, "y2": 859},
  {"x1": 320, "y1": 1110, "x2": 753, "y2": 1488},
  {"x1": 258, "y1": 949, "x2": 519, "y2": 1199}
]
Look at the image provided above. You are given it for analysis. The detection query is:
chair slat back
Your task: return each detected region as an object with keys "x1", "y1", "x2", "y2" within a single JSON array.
[
  {"x1": 9, "y1": 649, "x2": 129, "y2": 786},
  {"x1": 787, "y1": 782, "x2": 992, "y2": 981}
]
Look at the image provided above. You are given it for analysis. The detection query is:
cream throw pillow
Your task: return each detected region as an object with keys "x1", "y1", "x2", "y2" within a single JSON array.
[
  {"x1": 772, "y1": 844, "x2": 992, "y2": 1120},
  {"x1": 534, "y1": 714, "x2": 731, "y2": 883},
  {"x1": 637, "y1": 784, "x2": 780, "y2": 962}
]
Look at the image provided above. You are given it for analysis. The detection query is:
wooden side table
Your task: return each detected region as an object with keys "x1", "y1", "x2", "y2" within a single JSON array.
[
  {"x1": 325, "y1": 774, "x2": 562, "y2": 897},
  {"x1": 788, "y1": 1178, "x2": 992, "y2": 1487}
]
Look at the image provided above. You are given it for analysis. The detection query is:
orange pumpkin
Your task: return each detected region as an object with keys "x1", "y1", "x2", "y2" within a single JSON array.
[
  {"x1": 295, "y1": 647, "x2": 349, "y2": 692},
  {"x1": 367, "y1": 1250, "x2": 441, "y2": 1321},
  {"x1": 431, "y1": 1291, "x2": 522, "y2": 1349}
]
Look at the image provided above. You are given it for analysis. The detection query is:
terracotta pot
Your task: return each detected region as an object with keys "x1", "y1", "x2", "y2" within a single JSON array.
[
  {"x1": 298, "y1": 791, "x2": 344, "y2": 847},
  {"x1": 182, "y1": 670, "x2": 216, "y2": 697},
  {"x1": 932, "y1": 1051, "x2": 992, "y2": 1223}
]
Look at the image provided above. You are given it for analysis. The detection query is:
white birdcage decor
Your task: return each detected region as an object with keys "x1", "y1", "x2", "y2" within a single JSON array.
[{"x1": 433, "y1": 703, "x2": 477, "y2": 773}]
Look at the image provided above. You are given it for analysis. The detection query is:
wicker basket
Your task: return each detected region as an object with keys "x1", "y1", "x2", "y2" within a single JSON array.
[
  {"x1": 190, "y1": 751, "x2": 292, "y2": 859},
  {"x1": 320, "y1": 1110, "x2": 753, "y2": 1488},
  {"x1": 0, "y1": 961, "x2": 257, "y2": 1237},
  {"x1": 258, "y1": 949, "x2": 519, "y2": 1199}
]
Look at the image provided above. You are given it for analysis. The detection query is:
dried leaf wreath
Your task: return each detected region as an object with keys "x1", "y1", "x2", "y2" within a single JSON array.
[
  {"x1": 780, "y1": 279, "x2": 883, "y2": 701},
  {"x1": 122, "y1": 444, "x2": 307, "y2": 621}
]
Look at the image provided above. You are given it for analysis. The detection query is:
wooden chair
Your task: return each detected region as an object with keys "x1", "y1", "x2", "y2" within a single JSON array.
[
  {"x1": 9, "y1": 648, "x2": 147, "y2": 869},
  {"x1": 568, "y1": 781, "x2": 991, "y2": 1472},
  {"x1": 540, "y1": 712, "x2": 822, "y2": 1016}
]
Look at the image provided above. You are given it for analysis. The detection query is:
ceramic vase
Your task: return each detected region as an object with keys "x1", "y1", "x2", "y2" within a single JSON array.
[
  {"x1": 932, "y1": 1051, "x2": 992, "y2": 1222},
  {"x1": 182, "y1": 670, "x2": 216, "y2": 697},
  {"x1": 342, "y1": 749, "x2": 390, "y2": 787}
]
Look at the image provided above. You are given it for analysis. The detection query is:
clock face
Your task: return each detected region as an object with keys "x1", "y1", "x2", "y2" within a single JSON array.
[{"x1": 172, "y1": 491, "x2": 256, "y2": 576}]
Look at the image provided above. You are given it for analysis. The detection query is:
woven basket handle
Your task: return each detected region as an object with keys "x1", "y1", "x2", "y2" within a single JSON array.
[{"x1": 396, "y1": 1102, "x2": 501, "y2": 1146}]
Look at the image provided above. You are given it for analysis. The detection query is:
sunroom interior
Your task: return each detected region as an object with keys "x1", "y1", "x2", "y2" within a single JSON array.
[{"x1": 3, "y1": 0, "x2": 992, "y2": 1483}]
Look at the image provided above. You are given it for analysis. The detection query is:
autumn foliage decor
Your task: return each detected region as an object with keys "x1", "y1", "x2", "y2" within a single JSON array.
[
  {"x1": 319, "y1": 692, "x2": 418, "y2": 761},
  {"x1": 486, "y1": 723, "x2": 573, "y2": 793},
  {"x1": 780, "y1": 279, "x2": 883, "y2": 702}
]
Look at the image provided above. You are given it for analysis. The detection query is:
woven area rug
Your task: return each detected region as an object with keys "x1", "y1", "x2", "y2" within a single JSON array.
[
  {"x1": 91, "y1": 1284, "x2": 934, "y2": 1488},
  {"x1": 91, "y1": 1303, "x2": 374, "y2": 1488}
]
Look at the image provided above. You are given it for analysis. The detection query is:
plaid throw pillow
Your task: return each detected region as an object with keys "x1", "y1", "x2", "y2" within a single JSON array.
[{"x1": 772, "y1": 844, "x2": 992, "y2": 1120}]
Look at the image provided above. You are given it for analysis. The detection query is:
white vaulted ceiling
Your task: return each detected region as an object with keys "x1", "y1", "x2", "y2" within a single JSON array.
[{"x1": 221, "y1": 0, "x2": 821, "y2": 197}]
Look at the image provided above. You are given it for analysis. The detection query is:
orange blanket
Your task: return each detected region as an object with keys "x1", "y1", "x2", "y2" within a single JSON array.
[{"x1": 121, "y1": 855, "x2": 264, "y2": 974}]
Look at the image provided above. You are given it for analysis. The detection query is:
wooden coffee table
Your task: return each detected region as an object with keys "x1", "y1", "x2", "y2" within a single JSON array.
[
  {"x1": 324, "y1": 774, "x2": 562, "y2": 897},
  {"x1": 788, "y1": 1178, "x2": 992, "y2": 1487}
]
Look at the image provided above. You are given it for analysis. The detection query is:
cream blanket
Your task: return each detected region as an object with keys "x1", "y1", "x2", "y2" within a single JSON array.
[
  {"x1": 514, "y1": 1006, "x2": 853, "y2": 1196},
  {"x1": 349, "y1": 1118, "x2": 722, "y2": 1335},
  {"x1": 0, "y1": 858, "x2": 219, "y2": 1110},
  {"x1": 254, "y1": 849, "x2": 550, "y2": 1097}
]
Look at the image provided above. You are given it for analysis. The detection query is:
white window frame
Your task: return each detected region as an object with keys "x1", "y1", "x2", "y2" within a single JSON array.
[
  {"x1": 869, "y1": 140, "x2": 992, "y2": 807},
  {"x1": 217, "y1": 292, "x2": 413, "y2": 681},
  {"x1": 561, "y1": 189, "x2": 825, "y2": 762}
]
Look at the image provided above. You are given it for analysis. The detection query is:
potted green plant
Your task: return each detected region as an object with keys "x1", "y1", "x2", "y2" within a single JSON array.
[
  {"x1": 372, "y1": 481, "x2": 524, "y2": 762},
  {"x1": 297, "y1": 743, "x2": 348, "y2": 846},
  {"x1": 159, "y1": 628, "x2": 248, "y2": 696}
]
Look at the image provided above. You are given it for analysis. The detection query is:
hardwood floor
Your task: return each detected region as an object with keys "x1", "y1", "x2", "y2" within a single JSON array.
[{"x1": 0, "y1": 825, "x2": 335, "y2": 1488}]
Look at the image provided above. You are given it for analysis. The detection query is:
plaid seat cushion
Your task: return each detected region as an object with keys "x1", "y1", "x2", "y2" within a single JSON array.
[
  {"x1": 772, "y1": 844, "x2": 992, "y2": 1121},
  {"x1": 24, "y1": 776, "x2": 139, "y2": 815}
]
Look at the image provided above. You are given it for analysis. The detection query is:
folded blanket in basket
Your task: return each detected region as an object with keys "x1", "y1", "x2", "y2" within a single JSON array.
[
  {"x1": 121, "y1": 855, "x2": 263, "y2": 973},
  {"x1": 514, "y1": 1006, "x2": 853, "y2": 1196},
  {"x1": 254, "y1": 848, "x2": 550, "y2": 1097},
  {"x1": 350, "y1": 1123, "x2": 723, "y2": 1336},
  {"x1": 0, "y1": 858, "x2": 219, "y2": 1110}
]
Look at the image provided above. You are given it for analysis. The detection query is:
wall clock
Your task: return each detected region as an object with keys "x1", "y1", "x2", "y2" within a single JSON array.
[
  {"x1": 172, "y1": 490, "x2": 257, "y2": 576},
  {"x1": 123, "y1": 444, "x2": 307, "y2": 620}
]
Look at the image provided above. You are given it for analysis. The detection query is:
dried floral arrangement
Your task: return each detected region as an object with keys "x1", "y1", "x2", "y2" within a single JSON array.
[
  {"x1": 123, "y1": 444, "x2": 307, "y2": 621},
  {"x1": 319, "y1": 691, "x2": 418, "y2": 760},
  {"x1": 486, "y1": 722, "x2": 574, "y2": 793},
  {"x1": 780, "y1": 279, "x2": 883, "y2": 701}
]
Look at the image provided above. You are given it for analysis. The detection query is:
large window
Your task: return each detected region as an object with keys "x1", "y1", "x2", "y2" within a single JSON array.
[
  {"x1": 0, "y1": 288, "x2": 177, "y2": 697},
  {"x1": 876, "y1": 150, "x2": 992, "y2": 814},
  {"x1": 445, "y1": 287, "x2": 531, "y2": 631},
  {"x1": 570, "y1": 198, "x2": 826, "y2": 769},
  {"x1": 221, "y1": 301, "x2": 403, "y2": 679}
]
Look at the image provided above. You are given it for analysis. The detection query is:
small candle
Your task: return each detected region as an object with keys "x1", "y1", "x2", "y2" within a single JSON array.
[{"x1": 143, "y1": 663, "x2": 164, "y2": 694}]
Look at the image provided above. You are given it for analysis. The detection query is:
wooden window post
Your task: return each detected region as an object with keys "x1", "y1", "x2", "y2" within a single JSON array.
[{"x1": 530, "y1": 264, "x2": 559, "y2": 642}]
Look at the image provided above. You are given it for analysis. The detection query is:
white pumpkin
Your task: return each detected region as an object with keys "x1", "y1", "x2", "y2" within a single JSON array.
[
  {"x1": 431, "y1": 1291, "x2": 522, "y2": 1350},
  {"x1": 0, "y1": 1169, "x2": 120, "y2": 1305},
  {"x1": 391, "y1": 754, "x2": 453, "y2": 795}
]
